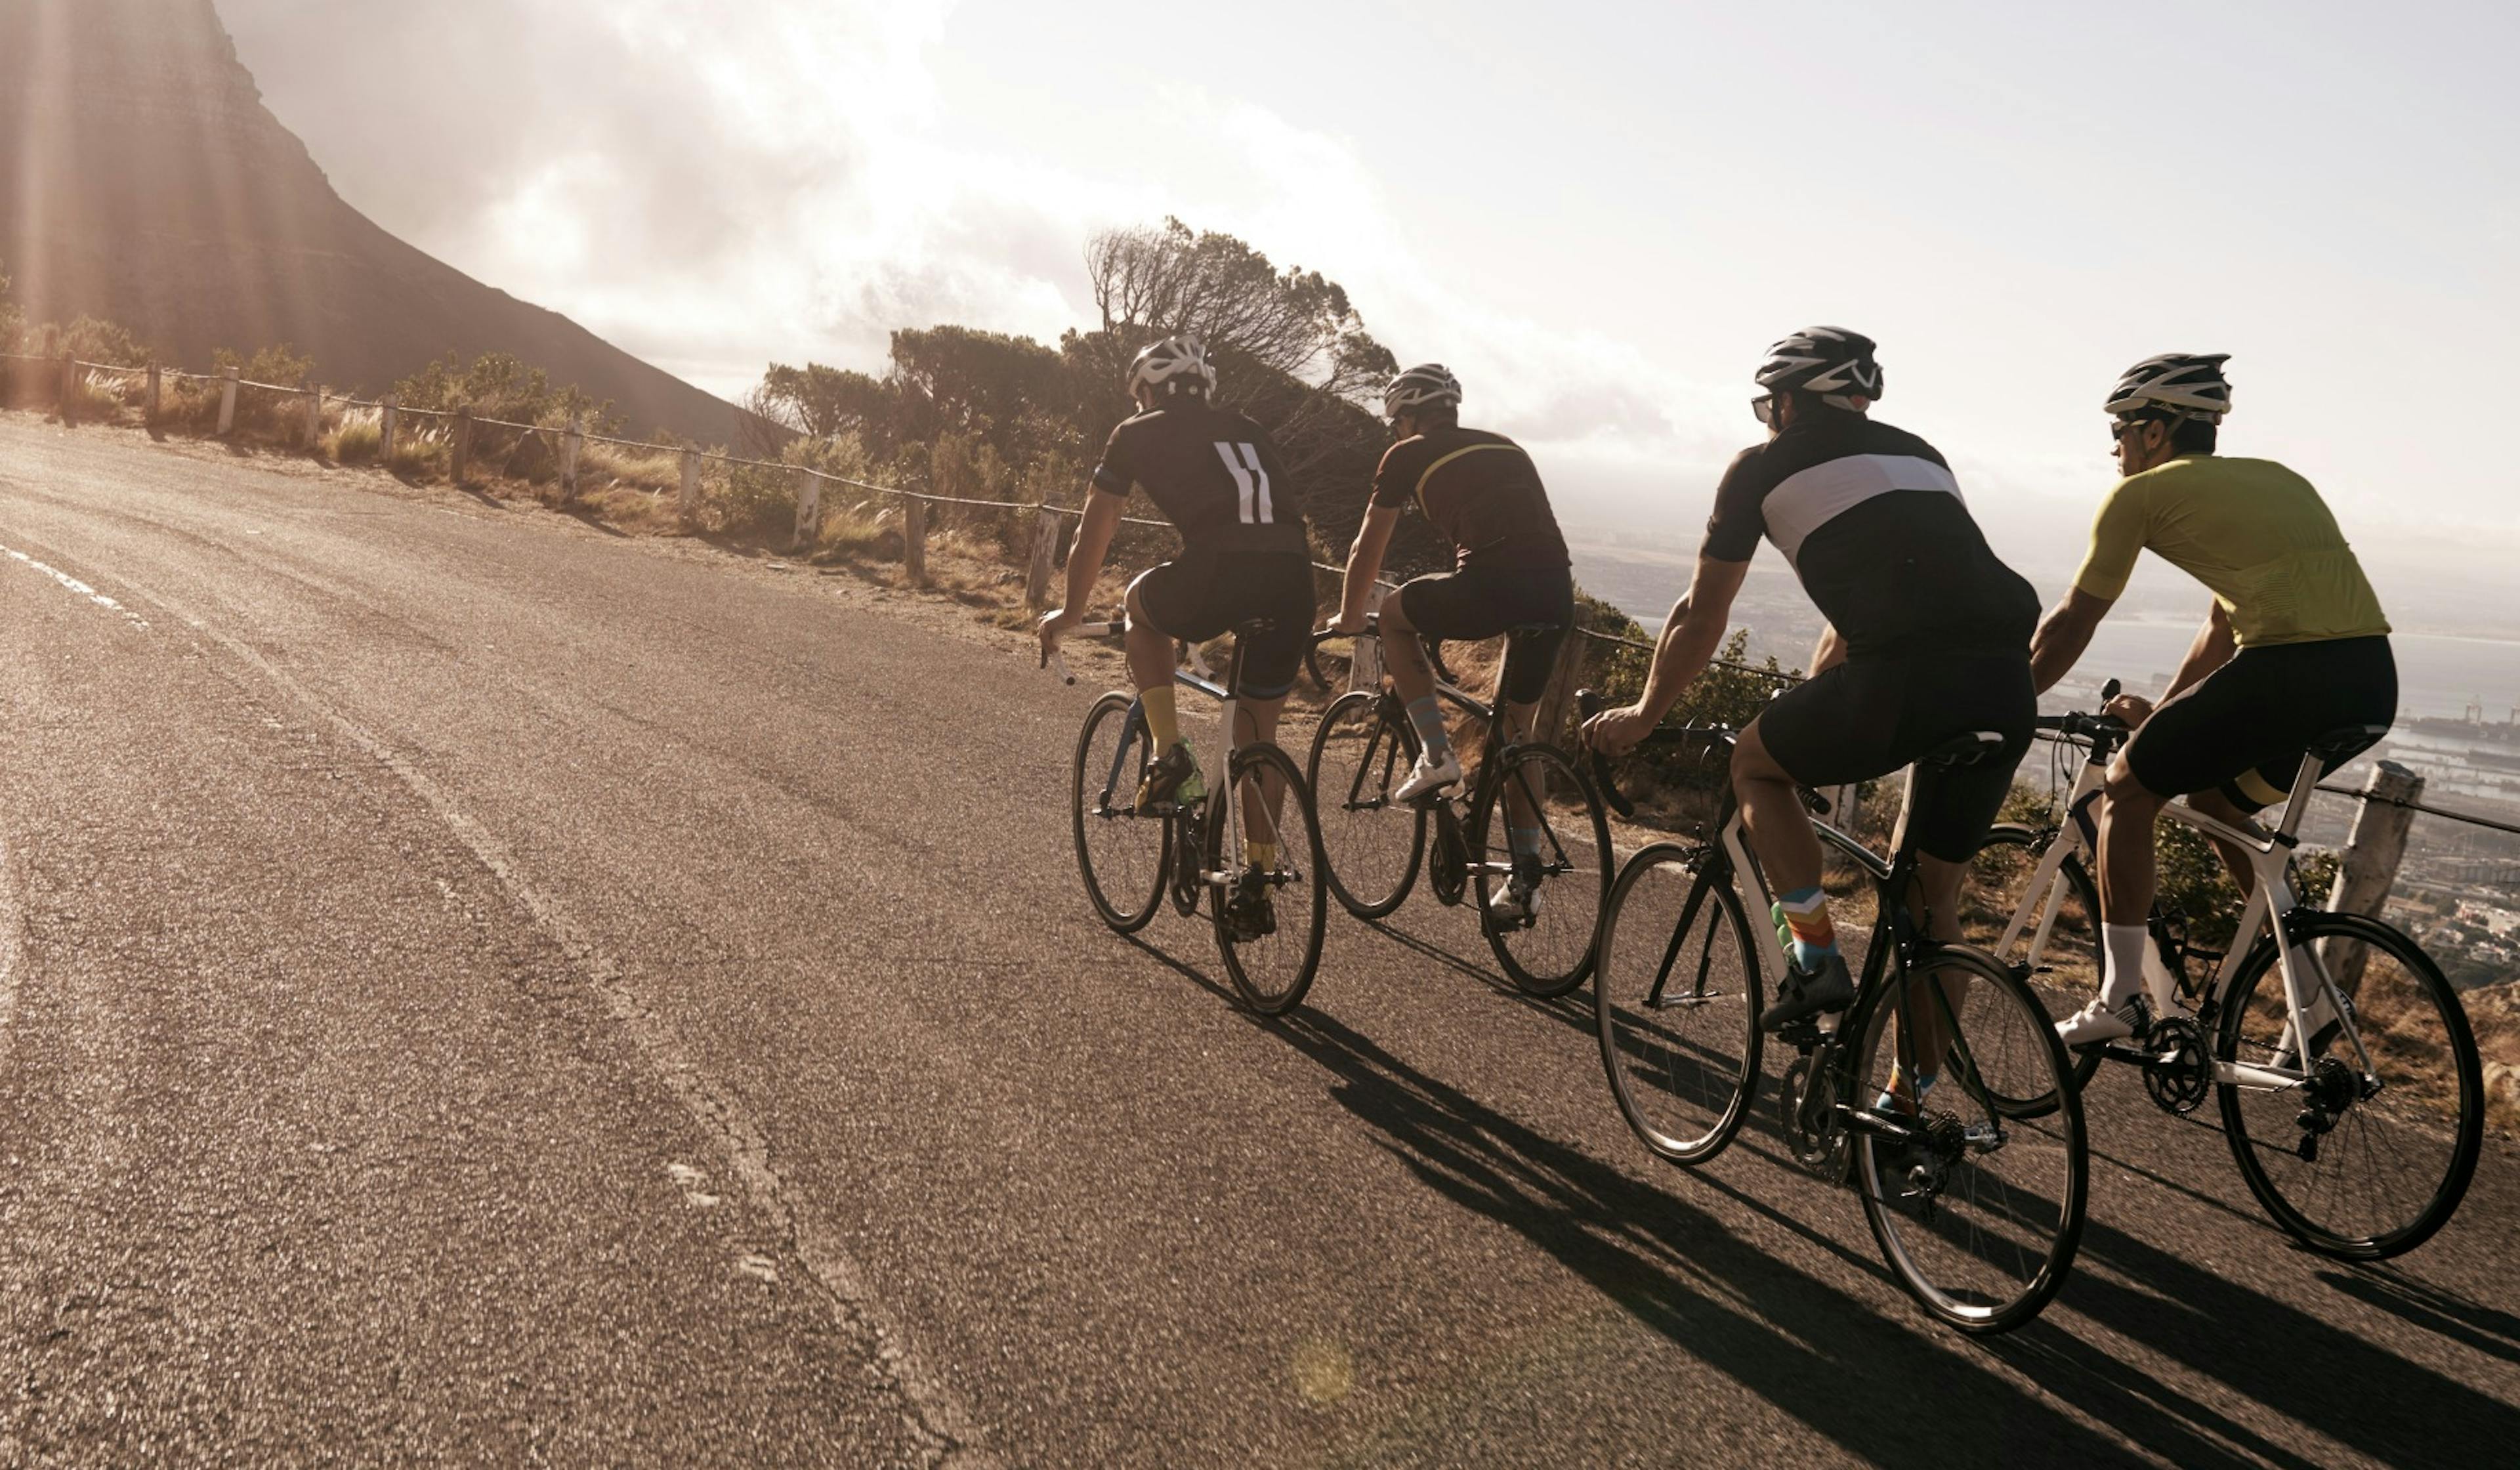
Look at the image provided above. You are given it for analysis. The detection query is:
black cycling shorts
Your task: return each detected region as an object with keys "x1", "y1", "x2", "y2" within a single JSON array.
[
  {"x1": 1755, "y1": 649, "x2": 2035, "y2": 863},
  {"x1": 1131, "y1": 551, "x2": 1316, "y2": 698},
  {"x1": 2125, "y1": 635, "x2": 2395, "y2": 812},
  {"x1": 1395, "y1": 560, "x2": 1576, "y2": 705}
]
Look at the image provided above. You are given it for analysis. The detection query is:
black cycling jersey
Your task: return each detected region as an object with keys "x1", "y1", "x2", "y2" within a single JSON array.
[
  {"x1": 1091, "y1": 401, "x2": 1309, "y2": 557},
  {"x1": 1704, "y1": 411, "x2": 2038, "y2": 657},
  {"x1": 1370, "y1": 426, "x2": 1569, "y2": 571}
]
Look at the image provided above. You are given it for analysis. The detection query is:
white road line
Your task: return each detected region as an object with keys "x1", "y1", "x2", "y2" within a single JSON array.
[
  {"x1": 0, "y1": 831, "x2": 24, "y2": 1062},
  {"x1": 0, "y1": 541, "x2": 152, "y2": 629},
  {"x1": 105, "y1": 572, "x2": 995, "y2": 1469}
]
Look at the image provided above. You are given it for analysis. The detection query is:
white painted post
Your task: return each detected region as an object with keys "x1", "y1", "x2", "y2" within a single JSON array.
[
  {"x1": 561, "y1": 415, "x2": 584, "y2": 500},
  {"x1": 217, "y1": 366, "x2": 240, "y2": 436},
  {"x1": 304, "y1": 385, "x2": 324, "y2": 448},
  {"x1": 1348, "y1": 630, "x2": 1383, "y2": 694},
  {"x1": 144, "y1": 364, "x2": 161, "y2": 421},
  {"x1": 452, "y1": 406, "x2": 472, "y2": 482},
  {"x1": 793, "y1": 466, "x2": 822, "y2": 549},
  {"x1": 380, "y1": 394, "x2": 398, "y2": 461},
  {"x1": 57, "y1": 354, "x2": 76, "y2": 423},
  {"x1": 678, "y1": 448, "x2": 700, "y2": 522},
  {"x1": 1025, "y1": 507, "x2": 1061, "y2": 610},
  {"x1": 2323, "y1": 760, "x2": 2425, "y2": 996},
  {"x1": 902, "y1": 494, "x2": 928, "y2": 586}
]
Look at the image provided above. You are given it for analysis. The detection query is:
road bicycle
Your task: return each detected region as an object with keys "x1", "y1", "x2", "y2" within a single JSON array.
[
  {"x1": 1582, "y1": 692, "x2": 2087, "y2": 1334},
  {"x1": 1960, "y1": 692, "x2": 2484, "y2": 1260},
  {"x1": 1048, "y1": 618, "x2": 1328, "y2": 1015},
  {"x1": 1302, "y1": 619, "x2": 1612, "y2": 996}
]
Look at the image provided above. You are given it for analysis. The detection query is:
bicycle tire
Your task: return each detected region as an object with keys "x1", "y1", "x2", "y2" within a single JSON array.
[
  {"x1": 1071, "y1": 691, "x2": 1169, "y2": 933},
  {"x1": 1846, "y1": 942, "x2": 2088, "y2": 1335},
  {"x1": 1968, "y1": 824, "x2": 2106, "y2": 1091},
  {"x1": 1305, "y1": 690, "x2": 1425, "y2": 919},
  {"x1": 2214, "y1": 910, "x2": 2484, "y2": 1260},
  {"x1": 1208, "y1": 743, "x2": 1329, "y2": 1015},
  {"x1": 1595, "y1": 844, "x2": 1765, "y2": 1166},
  {"x1": 1470, "y1": 742, "x2": 1613, "y2": 997}
]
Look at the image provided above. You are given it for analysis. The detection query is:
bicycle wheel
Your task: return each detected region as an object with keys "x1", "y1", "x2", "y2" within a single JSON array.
[
  {"x1": 1072, "y1": 692, "x2": 1169, "y2": 933},
  {"x1": 1471, "y1": 743, "x2": 1613, "y2": 997},
  {"x1": 1967, "y1": 823, "x2": 2106, "y2": 1091},
  {"x1": 2214, "y1": 911, "x2": 2483, "y2": 1260},
  {"x1": 1846, "y1": 942, "x2": 2087, "y2": 1335},
  {"x1": 1208, "y1": 743, "x2": 1329, "y2": 1015},
  {"x1": 1305, "y1": 690, "x2": 1425, "y2": 919},
  {"x1": 1595, "y1": 845, "x2": 1764, "y2": 1166}
]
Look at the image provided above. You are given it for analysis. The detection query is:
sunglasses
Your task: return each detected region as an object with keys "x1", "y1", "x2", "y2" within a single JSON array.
[{"x1": 1752, "y1": 394, "x2": 1777, "y2": 426}]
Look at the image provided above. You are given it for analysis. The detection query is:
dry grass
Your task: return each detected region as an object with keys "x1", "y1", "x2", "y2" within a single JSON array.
[
  {"x1": 579, "y1": 440, "x2": 682, "y2": 494},
  {"x1": 328, "y1": 409, "x2": 382, "y2": 464}
]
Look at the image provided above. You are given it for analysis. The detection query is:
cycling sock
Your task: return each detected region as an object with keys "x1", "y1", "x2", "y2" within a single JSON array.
[
  {"x1": 1244, "y1": 839, "x2": 1277, "y2": 870},
  {"x1": 1774, "y1": 886, "x2": 1837, "y2": 971},
  {"x1": 2101, "y1": 923, "x2": 2149, "y2": 1009},
  {"x1": 1141, "y1": 685, "x2": 1182, "y2": 750},
  {"x1": 1406, "y1": 697, "x2": 1452, "y2": 762},
  {"x1": 1877, "y1": 1067, "x2": 1939, "y2": 1114},
  {"x1": 1509, "y1": 827, "x2": 1544, "y2": 865}
]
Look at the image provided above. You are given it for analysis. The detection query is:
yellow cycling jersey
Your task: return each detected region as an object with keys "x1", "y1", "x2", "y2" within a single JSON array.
[{"x1": 2072, "y1": 455, "x2": 2389, "y2": 648}]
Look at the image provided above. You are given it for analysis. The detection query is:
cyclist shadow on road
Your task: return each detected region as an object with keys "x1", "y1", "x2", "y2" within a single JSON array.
[{"x1": 1260, "y1": 1005, "x2": 2168, "y2": 1467}]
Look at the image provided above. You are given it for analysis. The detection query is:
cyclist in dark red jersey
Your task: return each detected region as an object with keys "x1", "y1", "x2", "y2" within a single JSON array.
[{"x1": 1327, "y1": 364, "x2": 1577, "y2": 925}]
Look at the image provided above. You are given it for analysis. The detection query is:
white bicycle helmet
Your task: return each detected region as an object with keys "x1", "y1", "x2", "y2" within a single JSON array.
[
  {"x1": 2105, "y1": 353, "x2": 2232, "y2": 422},
  {"x1": 1383, "y1": 362, "x2": 1464, "y2": 420},
  {"x1": 1128, "y1": 335, "x2": 1216, "y2": 398}
]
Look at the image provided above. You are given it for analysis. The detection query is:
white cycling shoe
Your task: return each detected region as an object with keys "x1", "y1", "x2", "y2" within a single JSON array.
[
  {"x1": 2055, "y1": 997, "x2": 2145, "y2": 1048},
  {"x1": 1393, "y1": 748, "x2": 1463, "y2": 803}
]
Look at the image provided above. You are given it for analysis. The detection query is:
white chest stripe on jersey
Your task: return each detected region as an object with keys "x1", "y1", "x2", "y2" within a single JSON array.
[{"x1": 1763, "y1": 453, "x2": 1964, "y2": 567}]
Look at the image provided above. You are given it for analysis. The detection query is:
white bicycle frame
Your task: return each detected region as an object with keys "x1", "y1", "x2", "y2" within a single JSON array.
[{"x1": 1986, "y1": 740, "x2": 2375, "y2": 1093}]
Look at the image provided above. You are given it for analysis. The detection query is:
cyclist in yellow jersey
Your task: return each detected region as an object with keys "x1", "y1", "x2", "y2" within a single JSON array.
[{"x1": 2029, "y1": 354, "x2": 2395, "y2": 1046}]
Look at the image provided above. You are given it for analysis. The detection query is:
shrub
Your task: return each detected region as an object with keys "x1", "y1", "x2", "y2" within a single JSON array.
[{"x1": 329, "y1": 411, "x2": 382, "y2": 464}]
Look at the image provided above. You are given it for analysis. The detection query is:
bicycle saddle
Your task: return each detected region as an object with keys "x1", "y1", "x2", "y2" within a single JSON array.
[
  {"x1": 1505, "y1": 621, "x2": 1567, "y2": 637},
  {"x1": 1232, "y1": 617, "x2": 1281, "y2": 636},
  {"x1": 1918, "y1": 730, "x2": 2009, "y2": 768},
  {"x1": 2306, "y1": 724, "x2": 2389, "y2": 765}
]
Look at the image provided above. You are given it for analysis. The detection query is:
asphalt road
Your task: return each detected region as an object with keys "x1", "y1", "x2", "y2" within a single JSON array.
[{"x1": 1, "y1": 413, "x2": 2513, "y2": 1467}]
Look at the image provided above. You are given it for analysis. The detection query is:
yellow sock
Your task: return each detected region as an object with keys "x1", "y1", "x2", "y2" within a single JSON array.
[
  {"x1": 1245, "y1": 839, "x2": 1278, "y2": 869},
  {"x1": 1141, "y1": 685, "x2": 1181, "y2": 748}
]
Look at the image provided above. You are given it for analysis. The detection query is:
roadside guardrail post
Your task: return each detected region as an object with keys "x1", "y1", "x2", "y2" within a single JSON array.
[
  {"x1": 793, "y1": 467, "x2": 822, "y2": 550},
  {"x1": 144, "y1": 364, "x2": 161, "y2": 423},
  {"x1": 304, "y1": 385, "x2": 324, "y2": 449},
  {"x1": 1347, "y1": 627, "x2": 1383, "y2": 693},
  {"x1": 452, "y1": 406, "x2": 472, "y2": 483},
  {"x1": 380, "y1": 394, "x2": 398, "y2": 460},
  {"x1": 217, "y1": 366, "x2": 240, "y2": 435},
  {"x1": 1025, "y1": 507, "x2": 1060, "y2": 610},
  {"x1": 57, "y1": 354, "x2": 76, "y2": 423},
  {"x1": 678, "y1": 448, "x2": 700, "y2": 523},
  {"x1": 903, "y1": 495, "x2": 928, "y2": 586},
  {"x1": 2324, "y1": 759, "x2": 2424, "y2": 996},
  {"x1": 561, "y1": 415, "x2": 584, "y2": 501}
]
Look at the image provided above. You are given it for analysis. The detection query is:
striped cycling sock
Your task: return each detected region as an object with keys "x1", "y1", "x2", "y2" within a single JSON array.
[
  {"x1": 1773, "y1": 885, "x2": 1838, "y2": 971},
  {"x1": 1406, "y1": 697, "x2": 1451, "y2": 762}
]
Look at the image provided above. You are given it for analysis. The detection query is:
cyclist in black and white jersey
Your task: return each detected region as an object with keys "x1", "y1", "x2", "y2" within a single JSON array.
[
  {"x1": 1584, "y1": 329, "x2": 2038, "y2": 1095},
  {"x1": 1039, "y1": 335, "x2": 1314, "y2": 936}
]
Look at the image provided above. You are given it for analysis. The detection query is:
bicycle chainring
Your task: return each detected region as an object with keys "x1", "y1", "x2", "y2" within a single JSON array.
[
  {"x1": 2141, "y1": 1016, "x2": 2212, "y2": 1115},
  {"x1": 1429, "y1": 829, "x2": 1468, "y2": 907},
  {"x1": 1779, "y1": 1054, "x2": 1849, "y2": 1181}
]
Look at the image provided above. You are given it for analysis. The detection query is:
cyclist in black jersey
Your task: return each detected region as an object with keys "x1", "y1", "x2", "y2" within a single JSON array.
[
  {"x1": 1040, "y1": 335, "x2": 1315, "y2": 939},
  {"x1": 1326, "y1": 363, "x2": 1578, "y2": 925},
  {"x1": 1584, "y1": 329, "x2": 2038, "y2": 1092}
]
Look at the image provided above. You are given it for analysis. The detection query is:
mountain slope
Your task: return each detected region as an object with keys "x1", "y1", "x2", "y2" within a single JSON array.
[{"x1": 0, "y1": 0, "x2": 744, "y2": 441}]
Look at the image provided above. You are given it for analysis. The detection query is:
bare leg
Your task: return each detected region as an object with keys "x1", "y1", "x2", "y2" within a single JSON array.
[
  {"x1": 1377, "y1": 591, "x2": 1437, "y2": 706},
  {"x1": 2185, "y1": 788, "x2": 2261, "y2": 897},
  {"x1": 1122, "y1": 581, "x2": 1175, "y2": 696},
  {"x1": 1732, "y1": 719, "x2": 1824, "y2": 897},
  {"x1": 1899, "y1": 855, "x2": 1972, "y2": 1094},
  {"x1": 2097, "y1": 753, "x2": 2169, "y2": 925},
  {"x1": 1234, "y1": 694, "x2": 1290, "y2": 862},
  {"x1": 1499, "y1": 696, "x2": 1541, "y2": 839}
]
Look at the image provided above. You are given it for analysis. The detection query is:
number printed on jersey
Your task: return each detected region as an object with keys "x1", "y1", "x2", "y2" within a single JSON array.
[{"x1": 1214, "y1": 442, "x2": 1274, "y2": 524}]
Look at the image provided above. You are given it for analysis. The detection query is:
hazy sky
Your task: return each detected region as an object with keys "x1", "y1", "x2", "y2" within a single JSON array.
[{"x1": 220, "y1": 1, "x2": 2517, "y2": 587}]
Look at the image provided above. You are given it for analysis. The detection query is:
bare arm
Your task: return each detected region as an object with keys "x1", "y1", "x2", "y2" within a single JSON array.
[
  {"x1": 2162, "y1": 600, "x2": 2236, "y2": 701},
  {"x1": 1334, "y1": 505, "x2": 1402, "y2": 629},
  {"x1": 1584, "y1": 556, "x2": 1750, "y2": 753},
  {"x1": 2029, "y1": 587, "x2": 2114, "y2": 694},
  {"x1": 1809, "y1": 623, "x2": 1847, "y2": 677},
  {"x1": 1055, "y1": 489, "x2": 1123, "y2": 619}
]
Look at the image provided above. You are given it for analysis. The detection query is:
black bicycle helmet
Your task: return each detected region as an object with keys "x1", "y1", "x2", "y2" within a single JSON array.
[{"x1": 1755, "y1": 326, "x2": 1882, "y2": 409}]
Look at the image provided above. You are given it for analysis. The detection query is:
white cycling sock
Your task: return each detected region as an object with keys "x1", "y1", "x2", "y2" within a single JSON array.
[{"x1": 2101, "y1": 925, "x2": 2150, "y2": 1010}]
